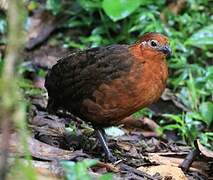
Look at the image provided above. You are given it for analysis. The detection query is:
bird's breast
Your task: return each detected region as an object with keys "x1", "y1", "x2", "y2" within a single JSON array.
[{"x1": 81, "y1": 57, "x2": 168, "y2": 126}]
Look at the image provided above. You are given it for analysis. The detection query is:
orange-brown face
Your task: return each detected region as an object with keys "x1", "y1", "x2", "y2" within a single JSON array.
[{"x1": 136, "y1": 32, "x2": 171, "y2": 60}]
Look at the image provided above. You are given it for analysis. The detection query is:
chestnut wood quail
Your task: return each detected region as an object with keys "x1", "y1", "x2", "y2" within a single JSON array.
[{"x1": 45, "y1": 32, "x2": 171, "y2": 162}]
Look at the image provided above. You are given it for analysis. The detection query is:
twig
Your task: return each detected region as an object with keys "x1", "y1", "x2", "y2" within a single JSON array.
[{"x1": 120, "y1": 164, "x2": 156, "y2": 180}]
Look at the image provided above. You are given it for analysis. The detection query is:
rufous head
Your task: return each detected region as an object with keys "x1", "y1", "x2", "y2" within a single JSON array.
[{"x1": 132, "y1": 32, "x2": 171, "y2": 60}]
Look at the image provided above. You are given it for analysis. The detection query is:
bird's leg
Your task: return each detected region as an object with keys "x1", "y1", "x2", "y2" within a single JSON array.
[
  {"x1": 99, "y1": 128, "x2": 107, "y2": 140},
  {"x1": 95, "y1": 128, "x2": 116, "y2": 162}
]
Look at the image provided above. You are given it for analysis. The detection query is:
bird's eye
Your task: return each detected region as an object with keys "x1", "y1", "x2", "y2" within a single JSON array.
[{"x1": 150, "y1": 40, "x2": 158, "y2": 47}]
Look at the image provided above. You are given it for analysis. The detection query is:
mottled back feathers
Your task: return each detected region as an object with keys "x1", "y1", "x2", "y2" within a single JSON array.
[{"x1": 45, "y1": 45, "x2": 134, "y2": 116}]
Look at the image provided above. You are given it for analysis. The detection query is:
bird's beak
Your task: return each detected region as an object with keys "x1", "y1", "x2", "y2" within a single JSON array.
[{"x1": 161, "y1": 45, "x2": 172, "y2": 58}]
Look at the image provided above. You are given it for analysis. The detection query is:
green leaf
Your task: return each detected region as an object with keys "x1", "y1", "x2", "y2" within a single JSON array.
[
  {"x1": 163, "y1": 114, "x2": 184, "y2": 126},
  {"x1": 78, "y1": 0, "x2": 101, "y2": 11},
  {"x1": 187, "y1": 72, "x2": 199, "y2": 110},
  {"x1": 200, "y1": 132, "x2": 213, "y2": 150},
  {"x1": 61, "y1": 159, "x2": 98, "y2": 180},
  {"x1": 99, "y1": 173, "x2": 113, "y2": 180},
  {"x1": 133, "y1": 108, "x2": 153, "y2": 118},
  {"x1": 0, "y1": 58, "x2": 4, "y2": 75},
  {"x1": 161, "y1": 124, "x2": 183, "y2": 131},
  {"x1": 185, "y1": 24, "x2": 213, "y2": 49},
  {"x1": 199, "y1": 102, "x2": 213, "y2": 126},
  {"x1": 46, "y1": 0, "x2": 61, "y2": 15},
  {"x1": 102, "y1": 0, "x2": 141, "y2": 21}
]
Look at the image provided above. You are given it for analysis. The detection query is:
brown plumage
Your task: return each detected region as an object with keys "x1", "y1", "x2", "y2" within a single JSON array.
[{"x1": 45, "y1": 32, "x2": 171, "y2": 161}]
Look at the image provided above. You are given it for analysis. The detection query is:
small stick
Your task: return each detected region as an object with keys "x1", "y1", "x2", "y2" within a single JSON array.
[{"x1": 120, "y1": 164, "x2": 156, "y2": 180}]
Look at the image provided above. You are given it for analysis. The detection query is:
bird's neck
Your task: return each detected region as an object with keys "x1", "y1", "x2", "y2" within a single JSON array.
[
  {"x1": 129, "y1": 43, "x2": 168, "y2": 85},
  {"x1": 129, "y1": 43, "x2": 166, "y2": 63},
  {"x1": 129, "y1": 44, "x2": 145, "y2": 62}
]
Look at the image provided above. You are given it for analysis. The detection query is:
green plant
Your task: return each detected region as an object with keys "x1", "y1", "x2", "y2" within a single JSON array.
[
  {"x1": 133, "y1": 108, "x2": 154, "y2": 119},
  {"x1": 18, "y1": 78, "x2": 44, "y2": 96},
  {"x1": 61, "y1": 159, "x2": 113, "y2": 180},
  {"x1": 46, "y1": 0, "x2": 62, "y2": 15},
  {"x1": 0, "y1": 58, "x2": 4, "y2": 75},
  {"x1": 200, "y1": 132, "x2": 213, "y2": 149},
  {"x1": 160, "y1": 112, "x2": 212, "y2": 148},
  {"x1": 102, "y1": 0, "x2": 141, "y2": 21}
]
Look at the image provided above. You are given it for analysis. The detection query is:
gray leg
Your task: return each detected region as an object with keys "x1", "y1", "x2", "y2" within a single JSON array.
[{"x1": 95, "y1": 129, "x2": 116, "y2": 162}]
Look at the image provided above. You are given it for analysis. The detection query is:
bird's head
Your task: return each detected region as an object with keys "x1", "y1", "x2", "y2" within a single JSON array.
[{"x1": 130, "y1": 32, "x2": 171, "y2": 60}]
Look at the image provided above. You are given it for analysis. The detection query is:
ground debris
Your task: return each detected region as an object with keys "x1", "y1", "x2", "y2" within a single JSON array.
[
  {"x1": 24, "y1": 45, "x2": 69, "y2": 69},
  {"x1": 138, "y1": 164, "x2": 187, "y2": 180},
  {"x1": 26, "y1": 10, "x2": 58, "y2": 50},
  {"x1": 0, "y1": 133, "x2": 89, "y2": 161},
  {"x1": 6, "y1": 81, "x2": 209, "y2": 179}
]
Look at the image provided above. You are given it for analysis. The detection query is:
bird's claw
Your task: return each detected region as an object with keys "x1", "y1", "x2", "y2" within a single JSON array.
[{"x1": 106, "y1": 154, "x2": 117, "y2": 163}]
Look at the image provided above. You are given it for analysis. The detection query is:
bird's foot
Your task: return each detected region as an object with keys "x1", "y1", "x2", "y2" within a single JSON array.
[
  {"x1": 106, "y1": 153, "x2": 117, "y2": 163},
  {"x1": 95, "y1": 128, "x2": 117, "y2": 163}
]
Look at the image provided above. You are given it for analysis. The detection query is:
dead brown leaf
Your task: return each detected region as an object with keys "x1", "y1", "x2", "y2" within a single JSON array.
[
  {"x1": 121, "y1": 116, "x2": 159, "y2": 131},
  {"x1": 96, "y1": 161, "x2": 119, "y2": 172},
  {"x1": 138, "y1": 165, "x2": 187, "y2": 180},
  {"x1": 24, "y1": 45, "x2": 69, "y2": 69},
  {"x1": 35, "y1": 167, "x2": 62, "y2": 180},
  {"x1": 148, "y1": 153, "x2": 209, "y2": 176},
  {"x1": 26, "y1": 10, "x2": 57, "y2": 50},
  {"x1": 195, "y1": 139, "x2": 213, "y2": 159},
  {"x1": 1, "y1": 134, "x2": 89, "y2": 161},
  {"x1": 161, "y1": 89, "x2": 190, "y2": 112},
  {"x1": 116, "y1": 141, "x2": 135, "y2": 152}
]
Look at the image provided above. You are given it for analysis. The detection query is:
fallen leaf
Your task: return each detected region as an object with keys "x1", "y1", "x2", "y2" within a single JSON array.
[
  {"x1": 26, "y1": 10, "x2": 57, "y2": 50},
  {"x1": 157, "y1": 88, "x2": 190, "y2": 112},
  {"x1": 148, "y1": 153, "x2": 209, "y2": 176},
  {"x1": 24, "y1": 45, "x2": 69, "y2": 69},
  {"x1": 1, "y1": 134, "x2": 89, "y2": 161},
  {"x1": 116, "y1": 141, "x2": 138, "y2": 158},
  {"x1": 195, "y1": 139, "x2": 213, "y2": 159},
  {"x1": 96, "y1": 161, "x2": 119, "y2": 172},
  {"x1": 121, "y1": 116, "x2": 159, "y2": 131},
  {"x1": 116, "y1": 141, "x2": 133, "y2": 151},
  {"x1": 138, "y1": 165, "x2": 187, "y2": 180},
  {"x1": 32, "y1": 160, "x2": 63, "y2": 178}
]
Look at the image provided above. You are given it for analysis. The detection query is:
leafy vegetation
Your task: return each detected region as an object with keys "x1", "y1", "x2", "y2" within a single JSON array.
[{"x1": 62, "y1": 159, "x2": 113, "y2": 180}]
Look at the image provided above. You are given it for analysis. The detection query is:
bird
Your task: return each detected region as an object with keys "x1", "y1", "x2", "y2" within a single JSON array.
[{"x1": 45, "y1": 32, "x2": 171, "y2": 162}]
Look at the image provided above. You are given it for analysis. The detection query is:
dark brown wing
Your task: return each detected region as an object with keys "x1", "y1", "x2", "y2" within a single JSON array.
[{"x1": 45, "y1": 45, "x2": 134, "y2": 117}]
